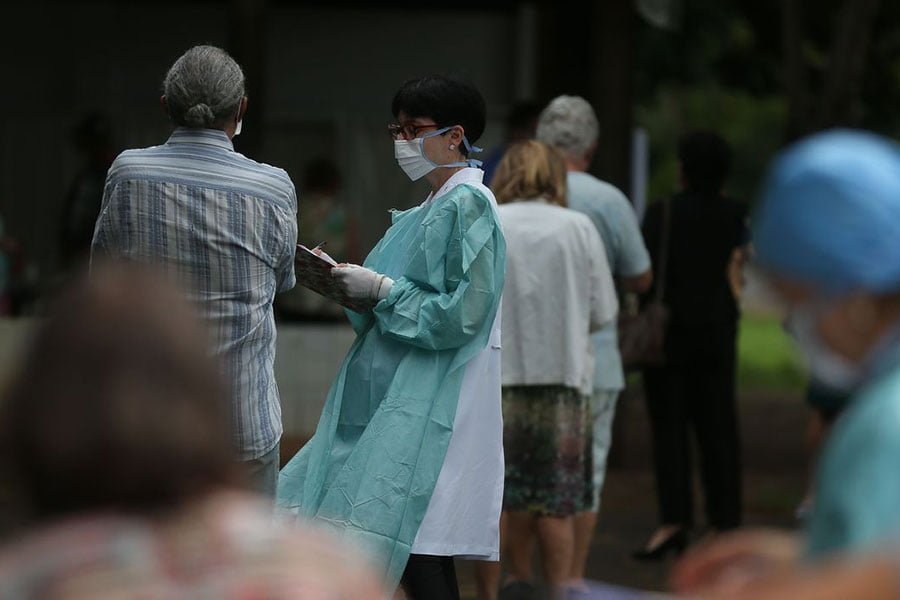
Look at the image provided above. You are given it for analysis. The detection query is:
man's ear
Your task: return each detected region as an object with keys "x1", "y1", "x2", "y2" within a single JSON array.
[
  {"x1": 584, "y1": 141, "x2": 598, "y2": 166},
  {"x1": 160, "y1": 95, "x2": 169, "y2": 115},
  {"x1": 237, "y1": 97, "x2": 248, "y2": 121}
]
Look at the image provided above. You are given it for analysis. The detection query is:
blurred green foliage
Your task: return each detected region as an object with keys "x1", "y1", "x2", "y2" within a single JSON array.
[
  {"x1": 636, "y1": 86, "x2": 786, "y2": 204},
  {"x1": 632, "y1": 0, "x2": 900, "y2": 206},
  {"x1": 737, "y1": 312, "x2": 806, "y2": 392}
]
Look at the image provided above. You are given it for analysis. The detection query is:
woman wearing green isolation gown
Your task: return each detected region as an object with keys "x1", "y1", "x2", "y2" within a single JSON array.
[{"x1": 278, "y1": 75, "x2": 506, "y2": 600}]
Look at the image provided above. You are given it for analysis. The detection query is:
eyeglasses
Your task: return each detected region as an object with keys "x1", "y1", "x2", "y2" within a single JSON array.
[{"x1": 388, "y1": 122, "x2": 440, "y2": 140}]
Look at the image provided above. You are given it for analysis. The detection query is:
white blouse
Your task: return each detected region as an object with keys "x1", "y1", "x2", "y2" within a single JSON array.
[{"x1": 498, "y1": 199, "x2": 618, "y2": 396}]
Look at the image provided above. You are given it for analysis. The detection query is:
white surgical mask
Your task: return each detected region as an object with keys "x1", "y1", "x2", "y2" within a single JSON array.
[
  {"x1": 234, "y1": 119, "x2": 243, "y2": 137},
  {"x1": 393, "y1": 126, "x2": 483, "y2": 181},
  {"x1": 786, "y1": 304, "x2": 863, "y2": 393}
]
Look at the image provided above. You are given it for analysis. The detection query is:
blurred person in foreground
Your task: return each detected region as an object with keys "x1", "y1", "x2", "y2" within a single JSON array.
[
  {"x1": 278, "y1": 75, "x2": 506, "y2": 599},
  {"x1": 0, "y1": 265, "x2": 384, "y2": 599},
  {"x1": 535, "y1": 95, "x2": 653, "y2": 580},
  {"x1": 635, "y1": 131, "x2": 748, "y2": 560},
  {"x1": 91, "y1": 45, "x2": 298, "y2": 496},
  {"x1": 671, "y1": 130, "x2": 900, "y2": 597},
  {"x1": 475, "y1": 140, "x2": 618, "y2": 600}
]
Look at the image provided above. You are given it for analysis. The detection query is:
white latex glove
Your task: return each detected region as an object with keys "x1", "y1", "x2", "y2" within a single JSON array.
[{"x1": 332, "y1": 264, "x2": 394, "y2": 301}]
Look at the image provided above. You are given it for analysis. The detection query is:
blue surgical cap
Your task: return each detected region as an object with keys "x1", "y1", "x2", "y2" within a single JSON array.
[{"x1": 753, "y1": 129, "x2": 900, "y2": 294}]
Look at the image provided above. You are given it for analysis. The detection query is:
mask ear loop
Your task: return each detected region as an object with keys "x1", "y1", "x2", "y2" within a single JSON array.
[
  {"x1": 420, "y1": 126, "x2": 485, "y2": 168},
  {"x1": 460, "y1": 135, "x2": 483, "y2": 168}
]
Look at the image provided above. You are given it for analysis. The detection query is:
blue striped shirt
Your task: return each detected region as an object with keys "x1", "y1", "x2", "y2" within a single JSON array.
[{"x1": 91, "y1": 128, "x2": 298, "y2": 460}]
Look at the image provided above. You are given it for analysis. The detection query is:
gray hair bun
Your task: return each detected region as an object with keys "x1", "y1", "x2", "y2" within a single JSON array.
[
  {"x1": 183, "y1": 103, "x2": 216, "y2": 128},
  {"x1": 163, "y1": 46, "x2": 245, "y2": 129}
]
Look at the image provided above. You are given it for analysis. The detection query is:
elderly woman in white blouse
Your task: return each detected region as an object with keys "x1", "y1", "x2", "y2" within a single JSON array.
[{"x1": 476, "y1": 140, "x2": 618, "y2": 599}]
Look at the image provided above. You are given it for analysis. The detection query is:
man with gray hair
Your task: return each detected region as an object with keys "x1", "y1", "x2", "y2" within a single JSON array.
[
  {"x1": 537, "y1": 95, "x2": 652, "y2": 584},
  {"x1": 91, "y1": 45, "x2": 298, "y2": 497}
]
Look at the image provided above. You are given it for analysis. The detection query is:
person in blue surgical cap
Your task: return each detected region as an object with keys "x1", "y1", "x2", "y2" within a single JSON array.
[
  {"x1": 278, "y1": 75, "x2": 506, "y2": 600},
  {"x1": 671, "y1": 129, "x2": 900, "y2": 597}
]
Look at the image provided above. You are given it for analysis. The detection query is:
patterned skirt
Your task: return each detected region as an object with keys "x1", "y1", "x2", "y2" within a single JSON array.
[{"x1": 502, "y1": 385, "x2": 593, "y2": 517}]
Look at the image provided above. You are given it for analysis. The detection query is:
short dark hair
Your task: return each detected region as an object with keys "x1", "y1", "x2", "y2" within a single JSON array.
[
  {"x1": 677, "y1": 130, "x2": 732, "y2": 194},
  {"x1": 0, "y1": 265, "x2": 238, "y2": 526},
  {"x1": 391, "y1": 75, "x2": 486, "y2": 155}
]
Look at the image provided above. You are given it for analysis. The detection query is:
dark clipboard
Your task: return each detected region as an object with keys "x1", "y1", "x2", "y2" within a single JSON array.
[{"x1": 294, "y1": 245, "x2": 375, "y2": 313}]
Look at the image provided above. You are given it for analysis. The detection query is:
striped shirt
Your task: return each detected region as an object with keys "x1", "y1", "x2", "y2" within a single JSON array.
[{"x1": 91, "y1": 128, "x2": 298, "y2": 460}]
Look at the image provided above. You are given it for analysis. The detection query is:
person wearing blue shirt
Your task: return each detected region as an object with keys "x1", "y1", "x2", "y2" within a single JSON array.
[
  {"x1": 671, "y1": 130, "x2": 900, "y2": 596},
  {"x1": 536, "y1": 96, "x2": 652, "y2": 585},
  {"x1": 91, "y1": 46, "x2": 298, "y2": 497}
]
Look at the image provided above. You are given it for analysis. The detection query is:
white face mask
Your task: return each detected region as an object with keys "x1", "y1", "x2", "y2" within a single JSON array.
[
  {"x1": 786, "y1": 304, "x2": 863, "y2": 393},
  {"x1": 394, "y1": 136, "x2": 435, "y2": 181},
  {"x1": 393, "y1": 126, "x2": 483, "y2": 181},
  {"x1": 233, "y1": 104, "x2": 243, "y2": 137}
]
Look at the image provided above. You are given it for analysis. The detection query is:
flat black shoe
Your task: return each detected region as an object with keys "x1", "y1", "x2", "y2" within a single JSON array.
[
  {"x1": 499, "y1": 580, "x2": 536, "y2": 600},
  {"x1": 632, "y1": 529, "x2": 688, "y2": 561}
]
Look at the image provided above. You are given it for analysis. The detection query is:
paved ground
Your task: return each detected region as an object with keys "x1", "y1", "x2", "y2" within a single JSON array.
[
  {"x1": 455, "y1": 385, "x2": 809, "y2": 597},
  {"x1": 282, "y1": 385, "x2": 810, "y2": 598},
  {"x1": 454, "y1": 469, "x2": 804, "y2": 598}
]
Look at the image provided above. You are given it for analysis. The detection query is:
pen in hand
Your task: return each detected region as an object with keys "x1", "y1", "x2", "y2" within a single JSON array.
[{"x1": 309, "y1": 241, "x2": 338, "y2": 266}]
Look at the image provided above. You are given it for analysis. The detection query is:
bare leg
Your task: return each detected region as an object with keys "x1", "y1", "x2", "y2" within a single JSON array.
[
  {"x1": 570, "y1": 510, "x2": 597, "y2": 585},
  {"x1": 572, "y1": 390, "x2": 617, "y2": 582},
  {"x1": 474, "y1": 561, "x2": 501, "y2": 600},
  {"x1": 504, "y1": 511, "x2": 537, "y2": 582},
  {"x1": 474, "y1": 512, "x2": 508, "y2": 600},
  {"x1": 535, "y1": 515, "x2": 575, "y2": 596}
]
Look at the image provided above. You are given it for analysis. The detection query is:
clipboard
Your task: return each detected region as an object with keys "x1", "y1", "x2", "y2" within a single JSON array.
[{"x1": 294, "y1": 244, "x2": 376, "y2": 313}]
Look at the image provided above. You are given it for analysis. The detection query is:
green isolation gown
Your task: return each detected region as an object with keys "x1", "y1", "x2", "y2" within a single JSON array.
[{"x1": 277, "y1": 178, "x2": 505, "y2": 589}]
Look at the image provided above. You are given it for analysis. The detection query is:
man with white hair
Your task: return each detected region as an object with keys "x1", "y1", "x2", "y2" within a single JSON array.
[
  {"x1": 537, "y1": 95, "x2": 652, "y2": 585},
  {"x1": 91, "y1": 46, "x2": 298, "y2": 497}
]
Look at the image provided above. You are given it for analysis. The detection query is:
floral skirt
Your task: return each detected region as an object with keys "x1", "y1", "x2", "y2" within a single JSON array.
[{"x1": 502, "y1": 385, "x2": 592, "y2": 517}]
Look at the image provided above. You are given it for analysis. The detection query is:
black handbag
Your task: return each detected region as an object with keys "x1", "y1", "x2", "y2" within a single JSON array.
[{"x1": 618, "y1": 198, "x2": 671, "y2": 370}]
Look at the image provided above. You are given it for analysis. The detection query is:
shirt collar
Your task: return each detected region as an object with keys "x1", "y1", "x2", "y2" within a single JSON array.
[
  {"x1": 425, "y1": 167, "x2": 484, "y2": 204},
  {"x1": 166, "y1": 127, "x2": 234, "y2": 151}
]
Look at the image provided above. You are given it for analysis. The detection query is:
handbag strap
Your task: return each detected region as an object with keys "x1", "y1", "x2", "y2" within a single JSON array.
[{"x1": 653, "y1": 197, "x2": 672, "y2": 303}]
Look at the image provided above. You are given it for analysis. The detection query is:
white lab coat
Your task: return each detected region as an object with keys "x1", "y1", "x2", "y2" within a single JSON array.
[{"x1": 410, "y1": 168, "x2": 504, "y2": 560}]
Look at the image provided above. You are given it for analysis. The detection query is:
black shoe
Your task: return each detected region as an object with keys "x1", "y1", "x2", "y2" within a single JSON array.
[
  {"x1": 632, "y1": 528, "x2": 688, "y2": 561},
  {"x1": 499, "y1": 580, "x2": 536, "y2": 600}
]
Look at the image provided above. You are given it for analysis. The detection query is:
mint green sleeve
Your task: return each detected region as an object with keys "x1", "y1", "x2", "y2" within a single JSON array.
[
  {"x1": 372, "y1": 188, "x2": 504, "y2": 352},
  {"x1": 806, "y1": 384, "x2": 900, "y2": 559},
  {"x1": 345, "y1": 308, "x2": 373, "y2": 335}
]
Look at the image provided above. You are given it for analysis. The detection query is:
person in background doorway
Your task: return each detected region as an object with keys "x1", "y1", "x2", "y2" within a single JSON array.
[
  {"x1": 0, "y1": 215, "x2": 12, "y2": 315},
  {"x1": 277, "y1": 157, "x2": 360, "y2": 321},
  {"x1": 535, "y1": 95, "x2": 652, "y2": 582},
  {"x1": 60, "y1": 113, "x2": 117, "y2": 271}
]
